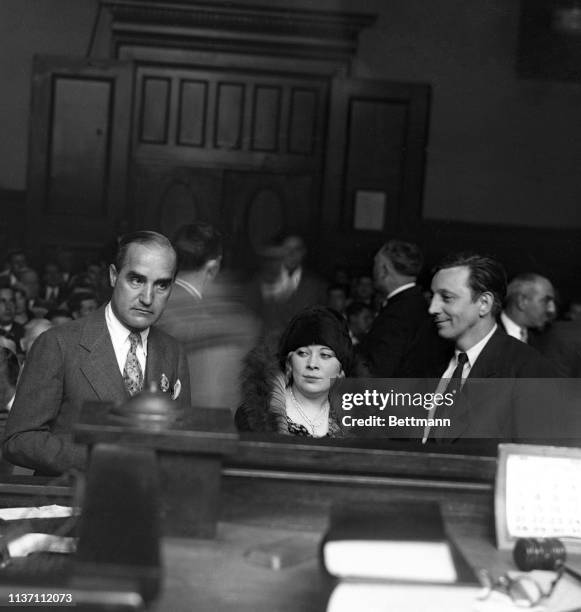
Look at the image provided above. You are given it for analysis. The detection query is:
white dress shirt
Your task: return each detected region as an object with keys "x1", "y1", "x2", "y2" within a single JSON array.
[
  {"x1": 501, "y1": 311, "x2": 527, "y2": 343},
  {"x1": 438, "y1": 323, "x2": 498, "y2": 383},
  {"x1": 105, "y1": 303, "x2": 149, "y2": 376},
  {"x1": 422, "y1": 324, "x2": 498, "y2": 442}
]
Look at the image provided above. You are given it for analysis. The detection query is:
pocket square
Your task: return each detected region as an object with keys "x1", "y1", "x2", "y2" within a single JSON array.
[{"x1": 171, "y1": 379, "x2": 181, "y2": 401}]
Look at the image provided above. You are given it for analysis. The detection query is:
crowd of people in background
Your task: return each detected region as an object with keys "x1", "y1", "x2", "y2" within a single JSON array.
[{"x1": 0, "y1": 225, "x2": 580, "y2": 476}]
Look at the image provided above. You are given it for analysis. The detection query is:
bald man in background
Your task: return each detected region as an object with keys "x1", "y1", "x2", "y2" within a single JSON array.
[{"x1": 500, "y1": 273, "x2": 556, "y2": 343}]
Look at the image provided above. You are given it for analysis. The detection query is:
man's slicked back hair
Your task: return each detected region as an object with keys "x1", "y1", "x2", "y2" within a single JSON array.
[
  {"x1": 433, "y1": 252, "x2": 507, "y2": 317},
  {"x1": 114, "y1": 231, "x2": 176, "y2": 272},
  {"x1": 172, "y1": 223, "x2": 223, "y2": 272},
  {"x1": 379, "y1": 239, "x2": 423, "y2": 277}
]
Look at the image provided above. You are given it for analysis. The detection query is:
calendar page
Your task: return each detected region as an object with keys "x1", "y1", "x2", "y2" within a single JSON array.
[
  {"x1": 505, "y1": 454, "x2": 581, "y2": 539},
  {"x1": 495, "y1": 444, "x2": 581, "y2": 550}
]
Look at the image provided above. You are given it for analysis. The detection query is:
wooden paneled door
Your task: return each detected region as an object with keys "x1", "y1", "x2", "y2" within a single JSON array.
[
  {"x1": 130, "y1": 64, "x2": 329, "y2": 271},
  {"x1": 26, "y1": 56, "x2": 133, "y2": 257},
  {"x1": 320, "y1": 78, "x2": 431, "y2": 271},
  {"x1": 25, "y1": 57, "x2": 430, "y2": 274}
]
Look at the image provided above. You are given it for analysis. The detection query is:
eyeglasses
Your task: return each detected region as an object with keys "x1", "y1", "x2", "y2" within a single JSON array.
[{"x1": 477, "y1": 566, "x2": 564, "y2": 608}]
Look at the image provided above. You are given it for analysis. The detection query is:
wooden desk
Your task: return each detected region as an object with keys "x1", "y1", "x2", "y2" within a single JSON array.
[
  {"x1": 0, "y1": 440, "x2": 579, "y2": 611},
  {"x1": 155, "y1": 520, "x2": 581, "y2": 612}
]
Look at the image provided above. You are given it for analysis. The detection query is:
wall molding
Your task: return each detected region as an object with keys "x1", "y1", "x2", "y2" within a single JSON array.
[{"x1": 101, "y1": 0, "x2": 376, "y2": 64}]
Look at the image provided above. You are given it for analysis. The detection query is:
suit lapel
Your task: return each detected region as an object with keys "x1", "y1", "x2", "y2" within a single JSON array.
[
  {"x1": 79, "y1": 309, "x2": 128, "y2": 403},
  {"x1": 144, "y1": 328, "x2": 168, "y2": 391},
  {"x1": 465, "y1": 329, "x2": 503, "y2": 379},
  {"x1": 438, "y1": 328, "x2": 501, "y2": 441}
]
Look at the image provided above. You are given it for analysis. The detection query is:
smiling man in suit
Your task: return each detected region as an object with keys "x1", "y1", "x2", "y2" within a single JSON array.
[
  {"x1": 425, "y1": 252, "x2": 556, "y2": 448},
  {"x1": 3, "y1": 231, "x2": 190, "y2": 476}
]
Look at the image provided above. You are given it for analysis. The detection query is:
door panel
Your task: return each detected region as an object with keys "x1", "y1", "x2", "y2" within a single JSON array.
[
  {"x1": 27, "y1": 56, "x2": 132, "y2": 253},
  {"x1": 133, "y1": 65, "x2": 328, "y2": 171},
  {"x1": 221, "y1": 170, "x2": 315, "y2": 270},
  {"x1": 130, "y1": 163, "x2": 224, "y2": 240},
  {"x1": 321, "y1": 78, "x2": 430, "y2": 264}
]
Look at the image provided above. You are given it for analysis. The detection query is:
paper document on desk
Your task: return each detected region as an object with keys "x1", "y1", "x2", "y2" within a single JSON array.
[
  {"x1": 7, "y1": 533, "x2": 76, "y2": 557},
  {"x1": 326, "y1": 582, "x2": 525, "y2": 612},
  {"x1": 0, "y1": 505, "x2": 77, "y2": 521}
]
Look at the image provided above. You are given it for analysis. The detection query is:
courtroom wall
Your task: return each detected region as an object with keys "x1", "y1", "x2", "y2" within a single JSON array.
[
  {"x1": 0, "y1": 0, "x2": 96, "y2": 191},
  {"x1": 1, "y1": 0, "x2": 581, "y2": 230}
]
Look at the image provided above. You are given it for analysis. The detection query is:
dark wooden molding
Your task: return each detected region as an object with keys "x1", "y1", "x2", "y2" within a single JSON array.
[
  {"x1": 226, "y1": 438, "x2": 497, "y2": 483},
  {"x1": 101, "y1": 0, "x2": 376, "y2": 63}
]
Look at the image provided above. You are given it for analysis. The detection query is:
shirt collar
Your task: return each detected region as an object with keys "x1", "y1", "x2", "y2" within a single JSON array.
[
  {"x1": 381, "y1": 282, "x2": 416, "y2": 308},
  {"x1": 175, "y1": 277, "x2": 202, "y2": 300},
  {"x1": 386, "y1": 282, "x2": 416, "y2": 301},
  {"x1": 457, "y1": 323, "x2": 497, "y2": 368},
  {"x1": 285, "y1": 266, "x2": 302, "y2": 287},
  {"x1": 105, "y1": 302, "x2": 149, "y2": 354},
  {"x1": 500, "y1": 311, "x2": 526, "y2": 341}
]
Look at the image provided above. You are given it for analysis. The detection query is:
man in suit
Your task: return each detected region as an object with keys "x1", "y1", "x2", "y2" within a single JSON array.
[
  {"x1": 357, "y1": 239, "x2": 432, "y2": 377},
  {"x1": 278, "y1": 233, "x2": 326, "y2": 313},
  {"x1": 247, "y1": 233, "x2": 326, "y2": 335},
  {"x1": 532, "y1": 318, "x2": 581, "y2": 377},
  {"x1": 425, "y1": 252, "x2": 559, "y2": 449},
  {"x1": 3, "y1": 231, "x2": 190, "y2": 476},
  {"x1": 40, "y1": 262, "x2": 66, "y2": 307},
  {"x1": 500, "y1": 273, "x2": 556, "y2": 342},
  {"x1": 0, "y1": 287, "x2": 25, "y2": 355},
  {"x1": 158, "y1": 223, "x2": 257, "y2": 410}
]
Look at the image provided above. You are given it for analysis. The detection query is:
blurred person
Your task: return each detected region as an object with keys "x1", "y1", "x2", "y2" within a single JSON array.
[
  {"x1": 333, "y1": 267, "x2": 350, "y2": 286},
  {"x1": 16, "y1": 268, "x2": 40, "y2": 302},
  {"x1": 9, "y1": 251, "x2": 28, "y2": 275},
  {"x1": 278, "y1": 233, "x2": 326, "y2": 308},
  {"x1": 327, "y1": 283, "x2": 349, "y2": 317},
  {"x1": 55, "y1": 248, "x2": 76, "y2": 286},
  {"x1": 5, "y1": 250, "x2": 29, "y2": 286},
  {"x1": 20, "y1": 319, "x2": 52, "y2": 355},
  {"x1": 353, "y1": 274, "x2": 375, "y2": 307},
  {"x1": 40, "y1": 262, "x2": 65, "y2": 306},
  {"x1": 68, "y1": 291, "x2": 99, "y2": 320},
  {"x1": 0, "y1": 287, "x2": 24, "y2": 354},
  {"x1": 158, "y1": 222, "x2": 259, "y2": 409},
  {"x1": 501, "y1": 273, "x2": 556, "y2": 342},
  {"x1": 0, "y1": 330, "x2": 19, "y2": 358},
  {"x1": 0, "y1": 346, "x2": 20, "y2": 411},
  {"x1": 247, "y1": 233, "x2": 326, "y2": 335},
  {"x1": 46, "y1": 309, "x2": 73, "y2": 327},
  {"x1": 346, "y1": 301, "x2": 374, "y2": 345},
  {"x1": 80, "y1": 261, "x2": 110, "y2": 304},
  {"x1": 235, "y1": 306, "x2": 353, "y2": 437},
  {"x1": 3, "y1": 231, "x2": 190, "y2": 475},
  {"x1": 564, "y1": 299, "x2": 581, "y2": 321},
  {"x1": 12, "y1": 286, "x2": 31, "y2": 326}
]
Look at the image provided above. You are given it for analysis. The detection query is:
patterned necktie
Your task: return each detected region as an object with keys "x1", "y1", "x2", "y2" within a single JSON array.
[{"x1": 123, "y1": 332, "x2": 143, "y2": 396}]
